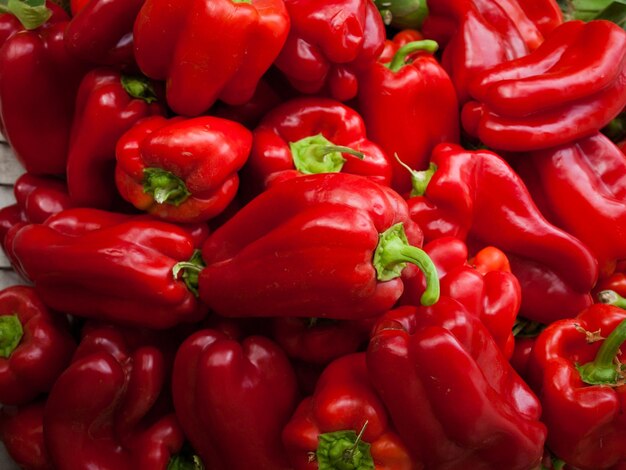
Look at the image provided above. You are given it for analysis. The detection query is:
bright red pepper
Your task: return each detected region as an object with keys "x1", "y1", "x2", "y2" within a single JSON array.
[
  {"x1": 274, "y1": 0, "x2": 385, "y2": 101},
  {"x1": 242, "y1": 97, "x2": 392, "y2": 199},
  {"x1": 68, "y1": 68, "x2": 163, "y2": 210},
  {"x1": 115, "y1": 115, "x2": 252, "y2": 223},
  {"x1": 406, "y1": 143, "x2": 598, "y2": 323},
  {"x1": 0, "y1": 400, "x2": 51, "y2": 470},
  {"x1": 0, "y1": 286, "x2": 75, "y2": 406},
  {"x1": 515, "y1": 0, "x2": 563, "y2": 37},
  {"x1": 357, "y1": 33, "x2": 459, "y2": 194},
  {"x1": 172, "y1": 329, "x2": 298, "y2": 470},
  {"x1": 5, "y1": 208, "x2": 209, "y2": 329},
  {"x1": 527, "y1": 303, "x2": 626, "y2": 469},
  {"x1": 198, "y1": 172, "x2": 440, "y2": 320},
  {"x1": 44, "y1": 323, "x2": 185, "y2": 470},
  {"x1": 133, "y1": 0, "x2": 289, "y2": 116},
  {"x1": 283, "y1": 353, "x2": 415, "y2": 470},
  {"x1": 462, "y1": 20, "x2": 626, "y2": 152},
  {"x1": 367, "y1": 301, "x2": 547, "y2": 469}
]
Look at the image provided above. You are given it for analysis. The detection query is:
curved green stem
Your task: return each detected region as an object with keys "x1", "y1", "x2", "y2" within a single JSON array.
[
  {"x1": 386, "y1": 40, "x2": 439, "y2": 72},
  {"x1": 0, "y1": 0, "x2": 51, "y2": 30},
  {"x1": 290, "y1": 134, "x2": 364, "y2": 175},
  {"x1": 576, "y1": 318, "x2": 626, "y2": 385},
  {"x1": 143, "y1": 168, "x2": 191, "y2": 206},
  {"x1": 172, "y1": 250, "x2": 205, "y2": 297},
  {"x1": 394, "y1": 154, "x2": 436, "y2": 197},
  {"x1": 598, "y1": 290, "x2": 626, "y2": 309},
  {"x1": 121, "y1": 75, "x2": 158, "y2": 104},
  {"x1": 316, "y1": 421, "x2": 374, "y2": 470},
  {"x1": 0, "y1": 315, "x2": 23, "y2": 359}
]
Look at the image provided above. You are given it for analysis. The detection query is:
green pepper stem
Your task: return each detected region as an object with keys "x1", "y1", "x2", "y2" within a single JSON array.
[
  {"x1": 393, "y1": 154, "x2": 436, "y2": 197},
  {"x1": 121, "y1": 75, "x2": 158, "y2": 104},
  {"x1": 290, "y1": 134, "x2": 364, "y2": 175},
  {"x1": 0, "y1": 315, "x2": 24, "y2": 359},
  {"x1": 598, "y1": 290, "x2": 626, "y2": 309},
  {"x1": 167, "y1": 453, "x2": 204, "y2": 470},
  {"x1": 386, "y1": 40, "x2": 439, "y2": 73},
  {"x1": 316, "y1": 421, "x2": 375, "y2": 470},
  {"x1": 0, "y1": 0, "x2": 51, "y2": 30},
  {"x1": 172, "y1": 250, "x2": 205, "y2": 297},
  {"x1": 143, "y1": 168, "x2": 191, "y2": 206},
  {"x1": 577, "y1": 318, "x2": 626, "y2": 385}
]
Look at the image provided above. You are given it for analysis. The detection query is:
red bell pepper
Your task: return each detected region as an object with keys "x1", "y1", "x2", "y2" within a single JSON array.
[
  {"x1": 44, "y1": 323, "x2": 185, "y2": 470},
  {"x1": 462, "y1": 20, "x2": 626, "y2": 151},
  {"x1": 274, "y1": 0, "x2": 385, "y2": 101},
  {"x1": 406, "y1": 143, "x2": 598, "y2": 323},
  {"x1": 243, "y1": 97, "x2": 392, "y2": 199},
  {"x1": 509, "y1": 318, "x2": 546, "y2": 383},
  {"x1": 198, "y1": 172, "x2": 440, "y2": 319},
  {"x1": 133, "y1": 0, "x2": 289, "y2": 116},
  {"x1": 0, "y1": 286, "x2": 75, "y2": 406},
  {"x1": 5, "y1": 208, "x2": 209, "y2": 329},
  {"x1": 172, "y1": 329, "x2": 298, "y2": 470},
  {"x1": 527, "y1": 303, "x2": 626, "y2": 469},
  {"x1": 68, "y1": 68, "x2": 163, "y2": 209},
  {"x1": 357, "y1": 34, "x2": 459, "y2": 194},
  {"x1": 367, "y1": 301, "x2": 547, "y2": 469},
  {"x1": 399, "y1": 237, "x2": 520, "y2": 358},
  {"x1": 515, "y1": 0, "x2": 563, "y2": 37},
  {"x1": 115, "y1": 115, "x2": 252, "y2": 223},
  {"x1": 283, "y1": 353, "x2": 415, "y2": 470},
  {"x1": 64, "y1": 0, "x2": 144, "y2": 67},
  {"x1": 0, "y1": 400, "x2": 51, "y2": 470}
]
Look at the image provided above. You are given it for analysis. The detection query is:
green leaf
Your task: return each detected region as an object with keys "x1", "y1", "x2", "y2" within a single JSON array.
[{"x1": 0, "y1": 0, "x2": 51, "y2": 29}]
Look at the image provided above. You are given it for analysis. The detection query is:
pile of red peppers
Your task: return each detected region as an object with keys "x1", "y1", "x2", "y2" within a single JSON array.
[{"x1": 1, "y1": 0, "x2": 626, "y2": 468}]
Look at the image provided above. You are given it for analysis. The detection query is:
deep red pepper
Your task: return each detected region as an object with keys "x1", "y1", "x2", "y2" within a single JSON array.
[
  {"x1": 0, "y1": 400, "x2": 51, "y2": 470},
  {"x1": 282, "y1": 353, "x2": 415, "y2": 470},
  {"x1": 133, "y1": 0, "x2": 289, "y2": 116},
  {"x1": 172, "y1": 329, "x2": 298, "y2": 470},
  {"x1": 509, "y1": 318, "x2": 546, "y2": 383},
  {"x1": 243, "y1": 97, "x2": 392, "y2": 199},
  {"x1": 274, "y1": 0, "x2": 386, "y2": 101},
  {"x1": 0, "y1": 286, "x2": 75, "y2": 406},
  {"x1": 115, "y1": 115, "x2": 252, "y2": 223},
  {"x1": 462, "y1": 20, "x2": 626, "y2": 151},
  {"x1": 198, "y1": 172, "x2": 440, "y2": 320},
  {"x1": 515, "y1": 0, "x2": 563, "y2": 37},
  {"x1": 367, "y1": 301, "x2": 547, "y2": 469},
  {"x1": 67, "y1": 68, "x2": 163, "y2": 210}
]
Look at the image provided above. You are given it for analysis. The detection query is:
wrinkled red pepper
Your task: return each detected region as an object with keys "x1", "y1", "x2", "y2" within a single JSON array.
[
  {"x1": 406, "y1": 143, "x2": 598, "y2": 323},
  {"x1": 115, "y1": 115, "x2": 252, "y2": 223},
  {"x1": 283, "y1": 353, "x2": 415, "y2": 470},
  {"x1": 0, "y1": 286, "x2": 75, "y2": 406},
  {"x1": 5, "y1": 208, "x2": 209, "y2": 329},
  {"x1": 134, "y1": 0, "x2": 289, "y2": 116},
  {"x1": 462, "y1": 20, "x2": 626, "y2": 151},
  {"x1": 0, "y1": 400, "x2": 51, "y2": 470},
  {"x1": 367, "y1": 301, "x2": 547, "y2": 469},
  {"x1": 172, "y1": 329, "x2": 298, "y2": 470},
  {"x1": 357, "y1": 32, "x2": 459, "y2": 194},
  {"x1": 243, "y1": 97, "x2": 392, "y2": 198},
  {"x1": 68, "y1": 68, "x2": 163, "y2": 209},
  {"x1": 198, "y1": 172, "x2": 440, "y2": 319},
  {"x1": 274, "y1": 0, "x2": 385, "y2": 101}
]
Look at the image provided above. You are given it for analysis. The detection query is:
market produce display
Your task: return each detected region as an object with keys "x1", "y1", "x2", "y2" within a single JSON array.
[{"x1": 0, "y1": 0, "x2": 625, "y2": 468}]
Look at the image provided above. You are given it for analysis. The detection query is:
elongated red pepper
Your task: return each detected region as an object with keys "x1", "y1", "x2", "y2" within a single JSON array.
[
  {"x1": 527, "y1": 303, "x2": 626, "y2": 469},
  {"x1": 199, "y1": 172, "x2": 440, "y2": 319},
  {"x1": 44, "y1": 323, "x2": 185, "y2": 470},
  {"x1": 68, "y1": 68, "x2": 163, "y2": 209},
  {"x1": 243, "y1": 97, "x2": 392, "y2": 198},
  {"x1": 462, "y1": 20, "x2": 626, "y2": 151},
  {"x1": 406, "y1": 143, "x2": 598, "y2": 323},
  {"x1": 274, "y1": 0, "x2": 385, "y2": 101},
  {"x1": 357, "y1": 34, "x2": 459, "y2": 195},
  {"x1": 283, "y1": 353, "x2": 415, "y2": 470},
  {"x1": 367, "y1": 301, "x2": 547, "y2": 468},
  {"x1": 5, "y1": 208, "x2": 208, "y2": 329},
  {"x1": 0, "y1": 401, "x2": 51, "y2": 470},
  {"x1": 115, "y1": 115, "x2": 252, "y2": 223},
  {"x1": 134, "y1": 0, "x2": 289, "y2": 116},
  {"x1": 172, "y1": 329, "x2": 298, "y2": 470}
]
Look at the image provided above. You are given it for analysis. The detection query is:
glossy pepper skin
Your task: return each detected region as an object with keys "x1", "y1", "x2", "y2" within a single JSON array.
[
  {"x1": 357, "y1": 33, "x2": 459, "y2": 194},
  {"x1": 5, "y1": 208, "x2": 209, "y2": 329},
  {"x1": 243, "y1": 97, "x2": 392, "y2": 199},
  {"x1": 0, "y1": 286, "x2": 75, "y2": 405},
  {"x1": 283, "y1": 353, "x2": 415, "y2": 470},
  {"x1": 513, "y1": 133, "x2": 626, "y2": 279},
  {"x1": 407, "y1": 143, "x2": 598, "y2": 323},
  {"x1": 462, "y1": 20, "x2": 626, "y2": 152},
  {"x1": 399, "y1": 237, "x2": 520, "y2": 358},
  {"x1": 115, "y1": 115, "x2": 252, "y2": 223},
  {"x1": 0, "y1": 401, "x2": 51, "y2": 470},
  {"x1": 133, "y1": 0, "x2": 289, "y2": 116},
  {"x1": 44, "y1": 323, "x2": 185, "y2": 470},
  {"x1": 367, "y1": 302, "x2": 547, "y2": 469},
  {"x1": 172, "y1": 329, "x2": 298, "y2": 470},
  {"x1": 65, "y1": 0, "x2": 144, "y2": 67},
  {"x1": 199, "y1": 172, "x2": 440, "y2": 319},
  {"x1": 274, "y1": 0, "x2": 385, "y2": 102},
  {"x1": 527, "y1": 304, "x2": 626, "y2": 469},
  {"x1": 68, "y1": 68, "x2": 163, "y2": 209}
]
